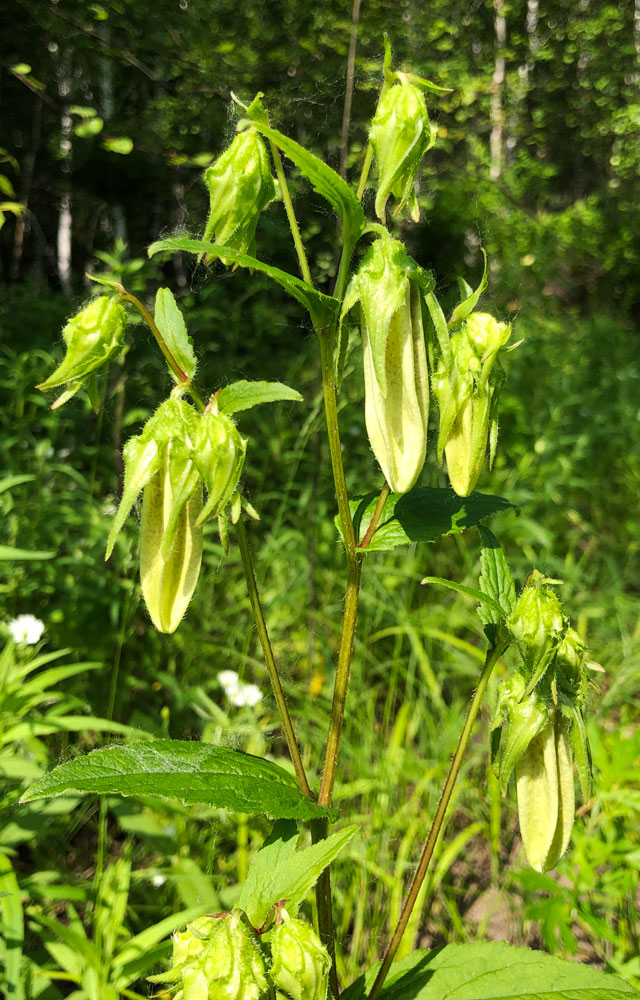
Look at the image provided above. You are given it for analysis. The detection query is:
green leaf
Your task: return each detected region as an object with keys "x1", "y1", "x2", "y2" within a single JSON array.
[
  {"x1": 20, "y1": 740, "x2": 336, "y2": 821},
  {"x1": 154, "y1": 288, "x2": 197, "y2": 381},
  {"x1": 421, "y1": 577, "x2": 503, "y2": 616},
  {"x1": 0, "y1": 474, "x2": 35, "y2": 496},
  {"x1": 148, "y1": 237, "x2": 339, "y2": 330},
  {"x1": 217, "y1": 379, "x2": 302, "y2": 415},
  {"x1": 0, "y1": 853, "x2": 24, "y2": 1000},
  {"x1": 249, "y1": 121, "x2": 365, "y2": 247},
  {"x1": 342, "y1": 487, "x2": 512, "y2": 552},
  {"x1": 478, "y1": 525, "x2": 516, "y2": 631},
  {"x1": 238, "y1": 821, "x2": 358, "y2": 927},
  {"x1": 448, "y1": 249, "x2": 488, "y2": 328},
  {"x1": 0, "y1": 545, "x2": 54, "y2": 561},
  {"x1": 75, "y1": 117, "x2": 104, "y2": 138},
  {"x1": 341, "y1": 942, "x2": 640, "y2": 1000}
]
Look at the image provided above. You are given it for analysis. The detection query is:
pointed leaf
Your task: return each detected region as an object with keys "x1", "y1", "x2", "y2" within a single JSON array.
[
  {"x1": 20, "y1": 740, "x2": 337, "y2": 821},
  {"x1": 421, "y1": 576, "x2": 503, "y2": 617},
  {"x1": 341, "y1": 942, "x2": 639, "y2": 1000},
  {"x1": 239, "y1": 823, "x2": 358, "y2": 927},
  {"x1": 448, "y1": 249, "x2": 488, "y2": 328},
  {"x1": 341, "y1": 487, "x2": 513, "y2": 552},
  {"x1": 148, "y1": 237, "x2": 339, "y2": 330},
  {"x1": 0, "y1": 854, "x2": 24, "y2": 1000},
  {"x1": 154, "y1": 288, "x2": 197, "y2": 381},
  {"x1": 217, "y1": 380, "x2": 302, "y2": 415},
  {"x1": 249, "y1": 122, "x2": 365, "y2": 246},
  {"x1": 478, "y1": 525, "x2": 516, "y2": 630}
]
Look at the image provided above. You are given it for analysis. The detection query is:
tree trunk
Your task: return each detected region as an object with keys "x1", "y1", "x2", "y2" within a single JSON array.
[{"x1": 489, "y1": 0, "x2": 507, "y2": 181}]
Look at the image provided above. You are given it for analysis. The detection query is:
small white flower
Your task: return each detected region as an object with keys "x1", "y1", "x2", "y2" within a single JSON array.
[
  {"x1": 151, "y1": 874, "x2": 167, "y2": 887},
  {"x1": 8, "y1": 615, "x2": 45, "y2": 645},
  {"x1": 227, "y1": 682, "x2": 263, "y2": 708},
  {"x1": 218, "y1": 670, "x2": 240, "y2": 691}
]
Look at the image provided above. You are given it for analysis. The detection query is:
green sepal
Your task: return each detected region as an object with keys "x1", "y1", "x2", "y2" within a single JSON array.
[
  {"x1": 193, "y1": 411, "x2": 246, "y2": 526},
  {"x1": 448, "y1": 249, "x2": 488, "y2": 328},
  {"x1": 491, "y1": 673, "x2": 550, "y2": 793},
  {"x1": 507, "y1": 571, "x2": 565, "y2": 696}
]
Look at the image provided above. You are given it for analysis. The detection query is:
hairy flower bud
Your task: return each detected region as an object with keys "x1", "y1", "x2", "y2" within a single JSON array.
[
  {"x1": 433, "y1": 312, "x2": 511, "y2": 497},
  {"x1": 507, "y1": 571, "x2": 565, "y2": 693},
  {"x1": 183, "y1": 911, "x2": 267, "y2": 1000},
  {"x1": 37, "y1": 296, "x2": 126, "y2": 406},
  {"x1": 194, "y1": 411, "x2": 247, "y2": 526},
  {"x1": 270, "y1": 916, "x2": 330, "y2": 1000},
  {"x1": 515, "y1": 714, "x2": 575, "y2": 872},
  {"x1": 370, "y1": 79, "x2": 435, "y2": 223},
  {"x1": 203, "y1": 129, "x2": 275, "y2": 263},
  {"x1": 341, "y1": 238, "x2": 432, "y2": 494}
]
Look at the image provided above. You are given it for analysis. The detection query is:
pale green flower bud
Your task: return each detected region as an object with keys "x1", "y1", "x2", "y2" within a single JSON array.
[
  {"x1": 37, "y1": 296, "x2": 126, "y2": 406},
  {"x1": 193, "y1": 411, "x2": 247, "y2": 526},
  {"x1": 370, "y1": 80, "x2": 435, "y2": 223},
  {"x1": 270, "y1": 916, "x2": 330, "y2": 1000},
  {"x1": 341, "y1": 238, "x2": 432, "y2": 494},
  {"x1": 203, "y1": 129, "x2": 276, "y2": 263},
  {"x1": 507, "y1": 571, "x2": 565, "y2": 693},
  {"x1": 516, "y1": 714, "x2": 575, "y2": 872},
  {"x1": 491, "y1": 673, "x2": 550, "y2": 794},
  {"x1": 182, "y1": 910, "x2": 267, "y2": 1000},
  {"x1": 149, "y1": 916, "x2": 225, "y2": 986},
  {"x1": 105, "y1": 397, "x2": 203, "y2": 633},
  {"x1": 433, "y1": 312, "x2": 511, "y2": 497}
]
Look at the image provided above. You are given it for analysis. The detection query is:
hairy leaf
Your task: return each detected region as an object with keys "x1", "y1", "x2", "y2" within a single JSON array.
[{"x1": 217, "y1": 379, "x2": 302, "y2": 415}]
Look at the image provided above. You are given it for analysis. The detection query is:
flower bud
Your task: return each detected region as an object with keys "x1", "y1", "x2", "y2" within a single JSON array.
[
  {"x1": 270, "y1": 916, "x2": 330, "y2": 1000},
  {"x1": 507, "y1": 571, "x2": 565, "y2": 694},
  {"x1": 105, "y1": 397, "x2": 203, "y2": 633},
  {"x1": 149, "y1": 916, "x2": 225, "y2": 987},
  {"x1": 182, "y1": 910, "x2": 267, "y2": 1000},
  {"x1": 193, "y1": 411, "x2": 247, "y2": 526},
  {"x1": 515, "y1": 714, "x2": 575, "y2": 871},
  {"x1": 341, "y1": 238, "x2": 431, "y2": 494},
  {"x1": 369, "y1": 80, "x2": 435, "y2": 223},
  {"x1": 433, "y1": 312, "x2": 511, "y2": 497},
  {"x1": 203, "y1": 129, "x2": 275, "y2": 263},
  {"x1": 491, "y1": 673, "x2": 549, "y2": 794},
  {"x1": 37, "y1": 296, "x2": 126, "y2": 405}
]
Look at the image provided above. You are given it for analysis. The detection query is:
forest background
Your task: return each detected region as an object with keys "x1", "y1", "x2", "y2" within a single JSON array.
[{"x1": 1, "y1": 0, "x2": 639, "y2": 996}]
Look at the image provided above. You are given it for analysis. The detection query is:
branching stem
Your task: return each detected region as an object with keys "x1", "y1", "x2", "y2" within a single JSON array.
[
  {"x1": 236, "y1": 517, "x2": 312, "y2": 799},
  {"x1": 268, "y1": 140, "x2": 313, "y2": 287},
  {"x1": 367, "y1": 639, "x2": 508, "y2": 1000},
  {"x1": 358, "y1": 482, "x2": 390, "y2": 549}
]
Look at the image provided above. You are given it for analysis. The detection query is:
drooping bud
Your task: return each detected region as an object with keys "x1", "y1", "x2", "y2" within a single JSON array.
[
  {"x1": 341, "y1": 237, "x2": 432, "y2": 494},
  {"x1": 369, "y1": 79, "x2": 435, "y2": 223},
  {"x1": 491, "y1": 672, "x2": 550, "y2": 794},
  {"x1": 193, "y1": 410, "x2": 247, "y2": 526},
  {"x1": 37, "y1": 296, "x2": 126, "y2": 407},
  {"x1": 515, "y1": 714, "x2": 575, "y2": 872},
  {"x1": 149, "y1": 915, "x2": 225, "y2": 987},
  {"x1": 506, "y1": 571, "x2": 565, "y2": 694},
  {"x1": 432, "y1": 311, "x2": 511, "y2": 497},
  {"x1": 270, "y1": 916, "x2": 330, "y2": 1000},
  {"x1": 203, "y1": 129, "x2": 276, "y2": 263},
  {"x1": 105, "y1": 397, "x2": 203, "y2": 634}
]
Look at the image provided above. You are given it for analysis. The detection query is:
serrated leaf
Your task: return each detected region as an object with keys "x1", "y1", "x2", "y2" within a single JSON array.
[
  {"x1": 217, "y1": 379, "x2": 302, "y2": 415},
  {"x1": 342, "y1": 487, "x2": 512, "y2": 553},
  {"x1": 148, "y1": 237, "x2": 339, "y2": 330},
  {"x1": 341, "y1": 942, "x2": 640, "y2": 1000},
  {"x1": 238, "y1": 822, "x2": 358, "y2": 927},
  {"x1": 154, "y1": 288, "x2": 197, "y2": 381},
  {"x1": 20, "y1": 740, "x2": 336, "y2": 821},
  {"x1": 249, "y1": 121, "x2": 365, "y2": 247},
  {"x1": 478, "y1": 524, "x2": 516, "y2": 635}
]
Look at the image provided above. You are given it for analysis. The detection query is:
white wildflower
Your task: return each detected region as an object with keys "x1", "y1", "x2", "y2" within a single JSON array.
[
  {"x1": 218, "y1": 669, "x2": 263, "y2": 708},
  {"x1": 8, "y1": 614, "x2": 45, "y2": 645}
]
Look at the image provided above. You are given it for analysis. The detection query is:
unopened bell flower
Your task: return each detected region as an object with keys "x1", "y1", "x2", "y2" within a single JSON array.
[
  {"x1": 370, "y1": 78, "x2": 435, "y2": 223},
  {"x1": 202, "y1": 129, "x2": 276, "y2": 263},
  {"x1": 37, "y1": 296, "x2": 126, "y2": 407},
  {"x1": 270, "y1": 915, "x2": 330, "y2": 1000},
  {"x1": 432, "y1": 311, "x2": 512, "y2": 497},
  {"x1": 341, "y1": 237, "x2": 431, "y2": 494}
]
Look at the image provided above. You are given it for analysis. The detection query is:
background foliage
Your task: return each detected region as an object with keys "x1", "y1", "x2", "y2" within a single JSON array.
[{"x1": 1, "y1": 0, "x2": 639, "y2": 996}]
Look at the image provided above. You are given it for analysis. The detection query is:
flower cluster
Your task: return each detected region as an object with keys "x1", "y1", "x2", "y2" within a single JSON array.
[{"x1": 219, "y1": 670, "x2": 263, "y2": 708}]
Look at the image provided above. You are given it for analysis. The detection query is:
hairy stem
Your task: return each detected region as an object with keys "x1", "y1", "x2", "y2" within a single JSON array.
[
  {"x1": 269, "y1": 140, "x2": 313, "y2": 287},
  {"x1": 236, "y1": 517, "x2": 312, "y2": 799},
  {"x1": 358, "y1": 482, "x2": 390, "y2": 549},
  {"x1": 367, "y1": 639, "x2": 507, "y2": 1000}
]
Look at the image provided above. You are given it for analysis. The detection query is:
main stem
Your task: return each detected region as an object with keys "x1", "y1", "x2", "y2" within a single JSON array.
[
  {"x1": 367, "y1": 640, "x2": 507, "y2": 1000},
  {"x1": 236, "y1": 517, "x2": 312, "y2": 800}
]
